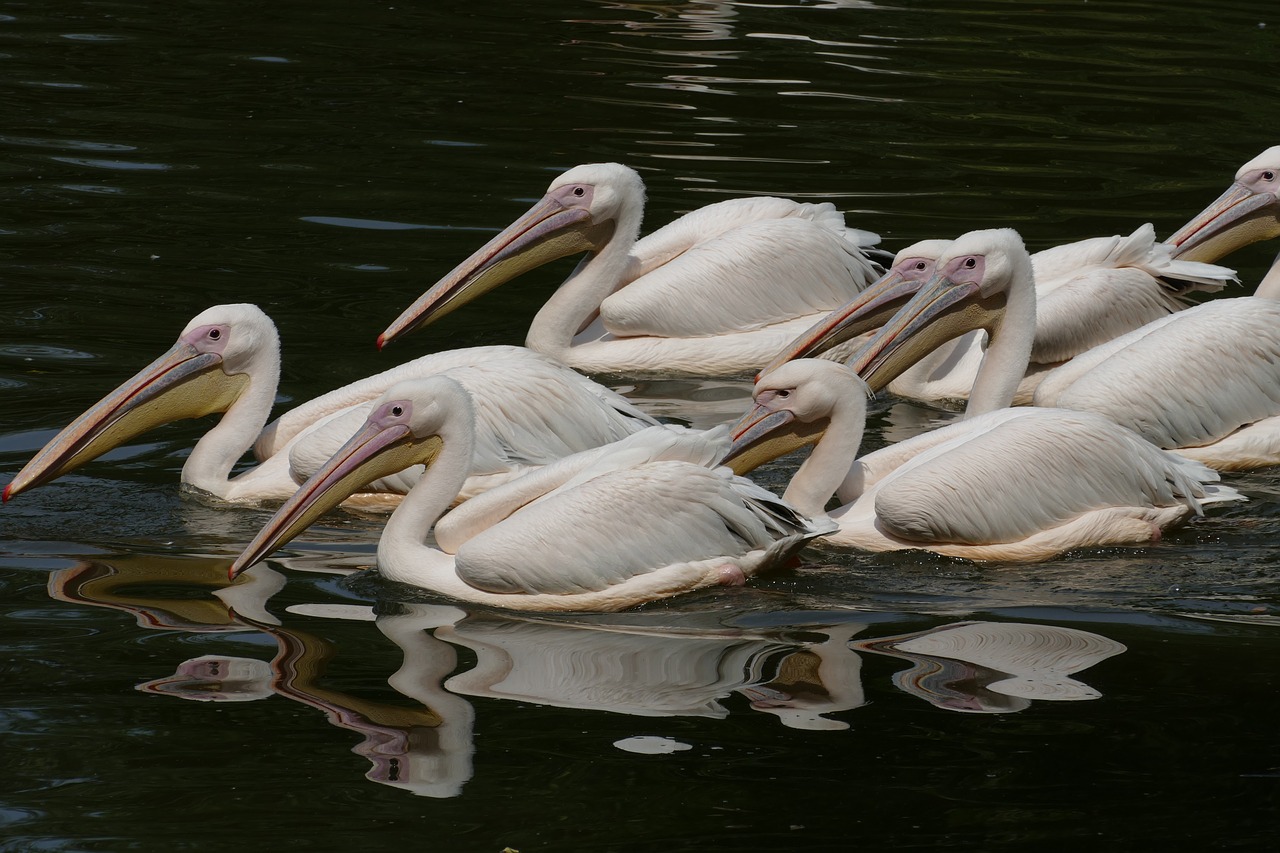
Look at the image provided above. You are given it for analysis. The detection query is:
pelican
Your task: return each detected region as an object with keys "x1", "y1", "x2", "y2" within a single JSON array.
[
  {"x1": 378, "y1": 162, "x2": 886, "y2": 375},
  {"x1": 1032, "y1": 253, "x2": 1280, "y2": 471},
  {"x1": 762, "y1": 226, "x2": 1235, "y2": 404},
  {"x1": 724, "y1": 230, "x2": 1242, "y2": 562},
  {"x1": 1166, "y1": 145, "x2": 1280, "y2": 263},
  {"x1": 230, "y1": 377, "x2": 836, "y2": 612},
  {"x1": 3, "y1": 304, "x2": 659, "y2": 507}
]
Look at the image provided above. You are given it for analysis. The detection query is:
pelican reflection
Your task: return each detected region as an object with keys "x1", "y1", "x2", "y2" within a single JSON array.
[{"x1": 45, "y1": 555, "x2": 1128, "y2": 799}]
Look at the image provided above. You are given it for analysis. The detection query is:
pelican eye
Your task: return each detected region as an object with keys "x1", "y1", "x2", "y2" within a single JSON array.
[
  {"x1": 777, "y1": 389, "x2": 792, "y2": 399},
  {"x1": 390, "y1": 405, "x2": 404, "y2": 417},
  {"x1": 964, "y1": 257, "x2": 977, "y2": 269},
  {"x1": 1265, "y1": 171, "x2": 1276, "y2": 182},
  {"x1": 915, "y1": 261, "x2": 927, "y2": 270},
  {"x1": 208, "y1": 328, "x2": 221, "y2": 340},
  {"x1": 572, "y1": 186, "x2": 585, "y2": 197}
]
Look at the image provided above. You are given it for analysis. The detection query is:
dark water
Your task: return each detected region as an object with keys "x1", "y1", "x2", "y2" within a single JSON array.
[{"x1": 4, "y1": 0, "x2": 1280, "y2": 850}]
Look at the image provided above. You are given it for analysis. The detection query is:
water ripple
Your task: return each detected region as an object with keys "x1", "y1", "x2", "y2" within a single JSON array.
[{"x1": 47, "y1": 157, "x2": 178, "y2": 172}]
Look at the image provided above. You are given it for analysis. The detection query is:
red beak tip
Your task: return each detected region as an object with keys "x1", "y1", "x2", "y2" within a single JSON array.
[
  {"x1": 375, "y1": 333, "x2": 387, "y2": 351},
  {"x1": 2, "y1": 484, "x2": 13, "y2": 503}
]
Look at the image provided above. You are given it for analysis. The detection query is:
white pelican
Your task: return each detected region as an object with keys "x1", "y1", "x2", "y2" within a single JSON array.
[
  {"x1": 723, "y1": 230, "x2": 1242, "y2": 562},
  {"x1": 230, "y1": 377, "x2": 836, "y2": 612},
  {"x1": 762, "y1": 226, "x2": 1235, "y2": 404},
  {"x1": 1032, "y1": 254, "x2": 1280, "y2": 471},
  {"x1": 3, "y1": 304, "x2": 658, "y2": 507},
  {"x1": 378, "y1": 162, "x2": 886, "y2": 375},
  {"x1": 1166, "y1": 145, "x2": 1280, "y2": 263}
]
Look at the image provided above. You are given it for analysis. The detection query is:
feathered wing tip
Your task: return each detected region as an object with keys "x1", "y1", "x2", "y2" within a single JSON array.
[
  {"x1": 1100, "y1": 223, "x2": 1237, "y2": 294},
  {"x1": 727, "y1": 474, "x2": 839, "y2": 540},
  {"x1": 842, "y1": 227, "x2": 883, "y2": 249},
  {"x1": 1160, "y1": 452, "x2": 1247, "y2": 515},
  {"x1": 1032, "y1": 224, "x2": 1237, "y2": 295}
]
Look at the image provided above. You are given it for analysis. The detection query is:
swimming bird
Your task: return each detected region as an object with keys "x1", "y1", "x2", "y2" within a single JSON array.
[
  {"x1": 378, "y1": 162, "x2": 886, "y2": 375},
  {"x1": 230, "y1": 377, "x2": 835, "y2": 611},
  {"x1": 723, "y1": 230, "x2": 1241, "y2": 561},
  {"x1": 1032, "y1": 253, "x2": 1280, "y2": 471},
  {"x1": 761, "y1": 226, "x2": 1235, "y2": 404},
  {"x1": 3, "y1": 304, "x2": 658, "y2": 507},
  {"x1": 1166, "y1": 145, "x2": 1280, "y2": 263}
]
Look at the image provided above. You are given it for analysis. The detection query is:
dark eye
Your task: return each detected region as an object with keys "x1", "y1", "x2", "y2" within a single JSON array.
[
  {"x1": 1265, "y1": 171, "x2": 1276, "y2": 182},
  {"x1": 964, "y1": 257, "x2": 977, "y2": 269},
  {"x1": 208, "y1": 328, "x2": 221, "y2": 340},
  {"x1": 915, "y1": 261, "x2": 927, "y2": 270},
  {"x1": 777, "y1": 389, "x2": 791, "y2": 399},
  {"x1": 390, "y1": 405, "x2": 404, "y2": 417},
  {"x1": 572, "y1": 186, "x2": 585, "y2": 197}
]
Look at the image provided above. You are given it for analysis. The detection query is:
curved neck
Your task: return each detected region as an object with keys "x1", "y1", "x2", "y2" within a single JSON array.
[
  {"x1": 525, "y1": 208, "x2": 644, "y2": 357},
  {"x1": 379, "y1": 417, "x2": 477, "y2": 586},
  {"x1": 1256, "y1": 251, "x2": 1280, "y2": 300},
  {"x1": 965, "y1": 264, "x2": 1037, "y2": 418},
  {"x1": 182, "y1": 354, "x2": 281, "y2": 499},
  {"x1": 782, "y1": 399, "x2": 867, "y2": 517}
]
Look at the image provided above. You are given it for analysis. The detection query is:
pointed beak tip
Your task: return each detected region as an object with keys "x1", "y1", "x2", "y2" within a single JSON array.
[
  {"x1": 375, "y1": 333, "x2": 388, "y2": 351},
  {"x1": 2, "y1": 483, "x2": 13, "y2": 503}
]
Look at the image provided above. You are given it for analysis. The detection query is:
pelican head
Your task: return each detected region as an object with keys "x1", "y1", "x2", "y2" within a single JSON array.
[
  {"x1": 1167, "y1": 146, "x2": 1280, "y2": 262},
  {"x1": 379, "y1": 163, "x2": 644, "y2": 347},
  {"x1": 756, "y1": 239, "x2": 951, "y2": 379},
  {"x1": 844, "y1": 229, "x2": 1033, "y2": 394},
  {"x1": 229, "y1": 377, "x2": 464, "y2": 578},
  {"x1": 721, "y1": 359, "x2": 868, "y2": 476},
  {"x1": 3, "y1": 304, "x2": 278, "y2": 502}
]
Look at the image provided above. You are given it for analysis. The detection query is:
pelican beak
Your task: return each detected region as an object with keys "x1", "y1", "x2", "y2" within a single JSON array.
[
  {"x1": 3, "y1": 340, "x2": 245, "y2": 502},
  {"x1": 847, "y1": 270, "x2": 1004, "y2": 392},
  {"x1": 378, "y1": 191, "x2": 614, "y2": 348},
  {"x1": 1167, "y1": 181, "x2": 1280, "y2": 262},
  {"x1": 228, "y1": 414, "x2": 442, "y2": 578},
  {"x1": 757, "y1": 267, "x2": 924, "y2": 380},
  {"x1": 720, "y1": 403, "x2": 828, "y2": 476}
]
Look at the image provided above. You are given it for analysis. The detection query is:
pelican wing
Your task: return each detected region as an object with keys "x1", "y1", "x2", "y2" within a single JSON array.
[
  {"x1": 1030, "y1": 225, "x2": 1236, "y2": 363},
  {"x1": 601, "y1": 217, "x2": 882, "y2": 339},
  {"x1": 873, "y1": 408, "x2": 1225, "y2": 546},
  {"x1": 837, "y1": 408, "x2": 1029, "y2": 504},
  {"x1": 259, "y1": 346, "x2": 652, "y2": 459},
  {"x1": 1047, "y1": 299, "x2": 1280, "y2": 449},
  {"x1": 281, "y1": 354, "x2": 658, "y2": 493},
  {"x1": 454, "y1": 461, "x2": 816, "y2": 596},
  {"x1": 434, "y1": 424, "x2": 730, "y2": 550},
  {"x1": 631, "y1": 196, "x2": 875, "y2": 273}
]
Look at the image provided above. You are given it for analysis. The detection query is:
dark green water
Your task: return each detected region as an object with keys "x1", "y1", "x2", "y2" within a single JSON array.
[{"x1": 3, "y1": 1, "x2": 1279, "y2": 850}]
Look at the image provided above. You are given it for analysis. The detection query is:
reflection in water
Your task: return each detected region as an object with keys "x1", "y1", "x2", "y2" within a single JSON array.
[
  {"x1": 859, "y1": 621, "x2": 1127, "y2": 713},
  {"x1": 46, "y1": 554, "x2": 1128, "y2": 797},
  {"x1": 614, "y1": 375, "x2": 755, "y2": 429}
]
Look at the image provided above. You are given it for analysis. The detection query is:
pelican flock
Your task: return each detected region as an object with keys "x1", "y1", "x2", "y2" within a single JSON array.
[
  {"x1": 6, "y1": 149, "x2": 1275, "y2": 610},
  {"x1": 725, "y1": 231, "x2": 1242, "y2": 561}
]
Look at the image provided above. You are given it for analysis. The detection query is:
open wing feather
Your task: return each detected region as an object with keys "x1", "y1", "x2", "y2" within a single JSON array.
[{"x1": 602, "y1": 217, "x2": 882, "y2": 339}]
